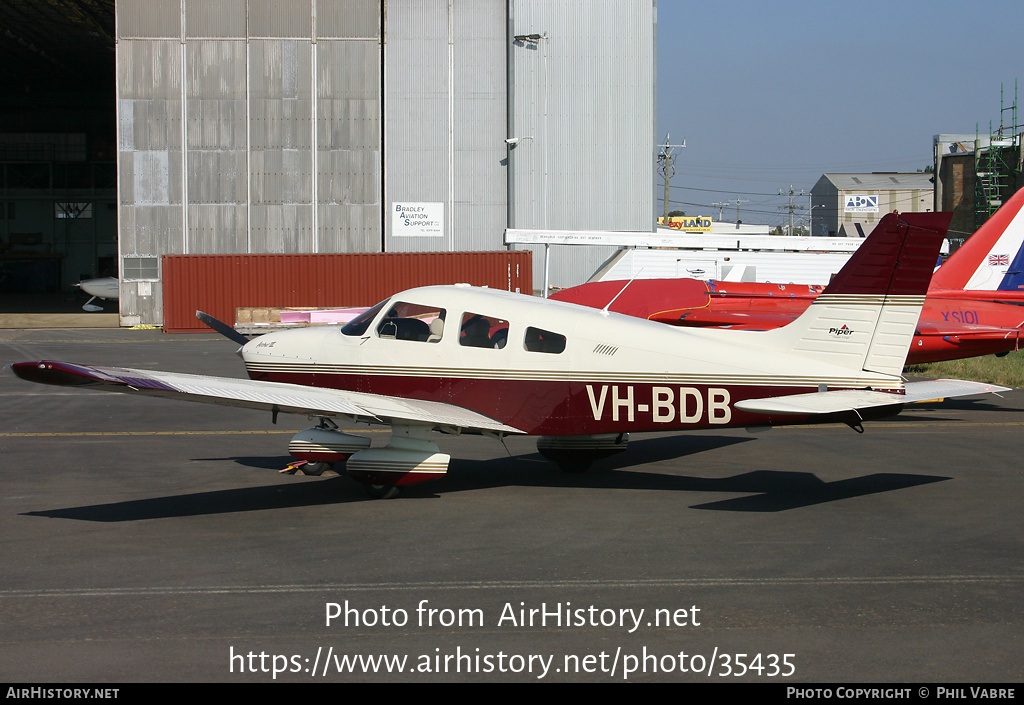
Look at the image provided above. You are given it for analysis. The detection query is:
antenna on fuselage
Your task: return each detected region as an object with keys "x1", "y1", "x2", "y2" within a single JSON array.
[{"x1": 601, "y1": 269, "x2": 644, "y2": 316}]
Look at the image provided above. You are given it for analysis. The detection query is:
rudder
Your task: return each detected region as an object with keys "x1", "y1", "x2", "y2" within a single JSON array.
[{"x1": 770, "y1": 212, "x2": 947, "y2": 377}]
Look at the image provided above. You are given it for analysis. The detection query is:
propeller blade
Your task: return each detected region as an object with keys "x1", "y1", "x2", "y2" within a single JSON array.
[{"x1": 196, "y1": 311, "x2": 250, "y2": 346}]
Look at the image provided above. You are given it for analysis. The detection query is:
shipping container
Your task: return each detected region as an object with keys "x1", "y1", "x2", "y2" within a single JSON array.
[{"x1": 162, "y1": 250, "x2": 532, "y2": 332}]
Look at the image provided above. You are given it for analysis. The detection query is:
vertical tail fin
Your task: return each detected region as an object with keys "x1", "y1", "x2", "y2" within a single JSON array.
[
  {"x1": 929, "y1": 185, "x2": 1024, "y2": 291},
  {"x1": 998, "y1": 241, "x2": 1024, "y2": 291},
  {"x1": 770, "y1": 212, "x2": 947, "y2": 378}
]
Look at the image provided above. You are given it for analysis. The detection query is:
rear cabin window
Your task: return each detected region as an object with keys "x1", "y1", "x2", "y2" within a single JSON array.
[
  {"x1": 459, "y1": 313, "x2": 509, "y2": 349},
  {"x1": 376, "y1": 302, "x2": 446, "y2": 343},
  {"x1": 524, "y1": 326, "x2": 566, "y2": 354}
]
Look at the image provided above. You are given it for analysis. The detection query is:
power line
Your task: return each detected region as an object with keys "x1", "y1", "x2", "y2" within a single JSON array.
[{"x1": 656, "y1": 133, "x2": 686, "y2": 221}]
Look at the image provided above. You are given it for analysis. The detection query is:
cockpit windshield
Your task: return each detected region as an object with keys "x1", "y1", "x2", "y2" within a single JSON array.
[{"x1": 341, "y1": 299, "x2": 389, "y2": 336}]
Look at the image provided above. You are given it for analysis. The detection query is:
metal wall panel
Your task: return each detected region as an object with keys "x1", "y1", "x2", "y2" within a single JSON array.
[
  {"x1": 118, "y1": 33, "x2": 185, "y2": 329},
  {"x1": 185, "y1": 39, "x2": 249, "y2": 254},
  {"x1": 249, "y1": 38, "x2": 315, "y2": 251},
  {"x1": 185, "y1": 0, "x2": 248, "y2": 37},
  {"x1": 510, "y1": 0, "x2": 654, "y2": 232},
  {"x1": 317, "y1": 0, "x2": 382, "y2": 38},
  {"x1": 384, "y1": 0, "x2": 507, "y2": 255},
  {"x1": 187, "y1": 204, "x2": 249, "y2": 253},
  {"x1": 384, "y1": 0, "x2": 449, "y2": 253},
  {"x1": 117, "y1": 0, "x2": 182, "y2": 39},
  {"x1": 451, "y1": 0, "x2": 508, "y2": 252},
  {"x1": 509, "y1": 0, "x2": 655, "y2": 289},
  {"x1": 118, "y1": 34, "x2": 185, "y2": 287},
  {"x1": 317, "y1": 38, "x2": 382, "y2": 252},
  {"x1": 118, "y1": 39, "x2": 183, "y2": 103},
  {"x1": 162, "y1": 250, "x2": 532, "y2": 331},
  {"x1": 249, "y1": 0, "x2": 313, "y2": 37}
]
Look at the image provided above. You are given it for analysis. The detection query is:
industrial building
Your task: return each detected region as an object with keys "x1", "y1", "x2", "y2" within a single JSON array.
[
  {"x1": 934, "y1": 132, "x2": 1023, "y2": 247},
  {"x1": 0, "y1": 0, "x2": 656, "y2": 325},
  {"x1": 116, "y1": 0, "x2": 655, "y2": 325},
  {"x1": 809, "y1": 173, "x2": 934, "y2": 238}
]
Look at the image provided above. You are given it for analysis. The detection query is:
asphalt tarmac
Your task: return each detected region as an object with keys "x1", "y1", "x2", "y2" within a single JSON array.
[{"x1": 0, "y1": 328, "x2": 1021, "y2": 683}]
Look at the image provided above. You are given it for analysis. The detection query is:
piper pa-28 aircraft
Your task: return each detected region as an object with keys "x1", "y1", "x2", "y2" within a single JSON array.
[
  {"x1": 10, "y1": 211, "x2": 1007, "y2": 498},
  {"x1": 554, "y1": 188, "x2": 1024, "y2": 364}
]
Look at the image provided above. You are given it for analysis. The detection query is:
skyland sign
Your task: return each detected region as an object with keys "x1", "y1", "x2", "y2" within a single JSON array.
[{"x1": 665, "y1": 216, "x2": 713, "y2": 232}]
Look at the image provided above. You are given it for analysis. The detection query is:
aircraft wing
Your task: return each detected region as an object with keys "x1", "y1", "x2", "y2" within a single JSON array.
[
  {"x1": 9, "y1": 361, "x2": 525, "y2": 435},
  {"x1": 664, "y1": 310, "x2": 800, "y2": 328},
  {"x1": 915, "y1": 322, "x2": 1024, "y2": 341},
  {"x1": 735, "y1": 379, "x2": 1009, "y2": 416}
]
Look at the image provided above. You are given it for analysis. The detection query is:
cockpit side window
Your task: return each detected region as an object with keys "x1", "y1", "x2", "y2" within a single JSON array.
[
  {"x1": 376, "y1": 302, "x2": 446, "y2": 343},
  {"x1": 459, "y1": 313, "x2": 509, "y2": 349},
  {"x1": 341, "y1": 299, "x2": 388, "y2": 336},
  {"x1": 524, "y1": 326, "x2": 566, "y2": 354}
]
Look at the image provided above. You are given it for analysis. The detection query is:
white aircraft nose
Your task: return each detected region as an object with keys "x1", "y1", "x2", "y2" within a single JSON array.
[
  {"x1": 241, "y1": 327, "x2": 326, "y2": 363},
  {"x1": 76, "y1": 277, "x2": 119, "y2": 300}
]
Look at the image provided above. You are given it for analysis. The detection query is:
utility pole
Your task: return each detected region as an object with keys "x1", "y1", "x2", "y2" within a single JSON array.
[
  {"x1": 711, "y1": 199, "x2": 747, "y2": 225},
  {"x1": 778, "y1": 185, "x2": 807, "y2": 235},
  {"x1": 731, "y1": 198, "x2": 749, "y2": 226},
  {"x1": 657, "y1": 133, "x2": 686, "y2": 222}
]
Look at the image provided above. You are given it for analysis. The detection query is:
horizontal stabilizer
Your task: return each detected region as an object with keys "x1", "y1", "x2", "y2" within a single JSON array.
[
  {"x1": 900, "y1": 378, "x2": 1010, "y2": 403},
  {"x1": 736, "y1": 379, "x2": 1009, "y2": 417},
  {"x1": 735, "y1": 388, "x2": 908, "y2": 416}
]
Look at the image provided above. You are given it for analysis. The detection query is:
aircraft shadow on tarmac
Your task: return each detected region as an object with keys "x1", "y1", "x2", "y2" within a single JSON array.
[
  {"x1": 23, "y1": 434, "x2": 950, "y2": 521},
  {"x1": 900, "y1": 396, "x2": 1024, "y2": 415}
]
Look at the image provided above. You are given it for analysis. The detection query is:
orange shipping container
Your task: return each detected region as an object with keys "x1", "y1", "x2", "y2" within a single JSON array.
[{"x1": 162, "y1": 251, "x2": 532, "y2": 332}]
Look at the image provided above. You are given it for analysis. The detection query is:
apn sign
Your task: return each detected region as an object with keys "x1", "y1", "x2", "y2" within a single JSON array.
[{"x1": 844, "y1": 195, "x2": 879, "y2": 213}]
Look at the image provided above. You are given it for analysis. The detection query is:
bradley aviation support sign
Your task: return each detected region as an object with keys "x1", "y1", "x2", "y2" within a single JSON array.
[{"x1": 393, "y1": 202, "x2": 444, "y2": 237}]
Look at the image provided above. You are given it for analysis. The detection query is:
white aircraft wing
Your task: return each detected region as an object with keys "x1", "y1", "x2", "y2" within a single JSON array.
[
  {"x1": 735, "y1": 379, "x2": 1009, "y2": 416},
  {"x1": 10, "y1": 361, "x2": 525, "y2": 435}
]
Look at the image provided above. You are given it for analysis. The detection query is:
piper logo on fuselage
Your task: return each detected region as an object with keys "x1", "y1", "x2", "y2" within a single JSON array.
[
  {"x1": 586, "y1": 384, "x2": 732, "y2": 425},
  {"x1": 828, "y1": 325, "x2": 854, "y2": 337}
]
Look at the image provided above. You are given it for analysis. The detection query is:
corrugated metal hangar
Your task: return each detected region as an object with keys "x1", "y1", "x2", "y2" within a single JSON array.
[{"x1": 0, "y1": 1, "x2": 657, "y2": 324}]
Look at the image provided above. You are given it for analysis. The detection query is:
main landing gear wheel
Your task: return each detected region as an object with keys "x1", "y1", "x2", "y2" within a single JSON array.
[
  {"x1": 362, "y1": 483, "x2": 400, "y2": 500},
  {"x1": 538, "y1": 434, "x2": 628, "y2": 473},
  {"x1": 300, "y1": 461, "x2": 333, "y2": 476},
  {"x1": 557, "y1": 460, "x2": 593, "y2": 473}
]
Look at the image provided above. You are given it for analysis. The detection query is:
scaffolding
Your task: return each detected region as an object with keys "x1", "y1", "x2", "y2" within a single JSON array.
[{"x1": 974, "y1": 82, "x2": 1022, "y2": 229}]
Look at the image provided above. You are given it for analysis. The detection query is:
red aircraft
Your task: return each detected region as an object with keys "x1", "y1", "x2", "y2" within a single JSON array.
[{"x1": 553, "y1": 189, "x2": 1024, "y2": 364}]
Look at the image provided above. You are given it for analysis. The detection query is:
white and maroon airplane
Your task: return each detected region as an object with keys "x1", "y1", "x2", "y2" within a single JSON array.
[{"x1": 10, "y1": 212, "x2": 1006, "y2": 498}]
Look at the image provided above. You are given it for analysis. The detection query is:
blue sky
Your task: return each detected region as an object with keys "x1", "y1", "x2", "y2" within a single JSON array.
[{"x1": 655, "y1": 0, "x2": 1022, "y2": 227}]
